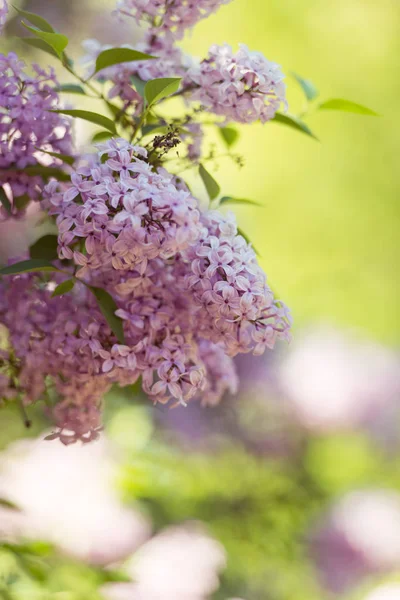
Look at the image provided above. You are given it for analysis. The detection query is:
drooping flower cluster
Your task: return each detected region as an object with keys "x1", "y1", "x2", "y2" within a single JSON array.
[
  {"x1": 185, "y1": 43, "x2": 287, "y2": 123},
  {"x1": 0, "y1": 0, "x2": 293, "y2": 443},
  {"x1": 0, "y1": 137, "x2": 290, "y2": 442},
  {"x1": 115, "y1": 0, "x2": 233, "y2": 40},
  {"x1": 0, "y1": 53, "x2": 72, "y2": 215},
  {"x1": 0, "y1": 0, "x2": 8, "y2": 33}
]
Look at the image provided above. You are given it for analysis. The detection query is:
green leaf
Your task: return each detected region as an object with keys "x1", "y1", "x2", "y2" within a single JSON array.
[
  {"x1": 199, "y1": 164, "x2": 220, "y2": 201},
  {"x1": 22, "y1": 165, "x2": 70, "y2": 181},
  {"x1": 14, "y1": 194, "x2": 30, "y2": 211},
  {"x1": 272, "y1": 112, "x2": 318, "y2": 140},
  {"x1": 219, "y1": 196, "x2": 261, "y2": 207},
  {"x1": 56, "y1": 83, "x2": 86, "y2": 95},
  {"x1": 92, "y1": 130, "x2": 114, "y2": 143},
  {"x1": 219, "y1": 126, "x2": 239, "y2": 147},
  {"x1": 292, "y1": 72, "x2": 319, "y2": 102},
  {"x1": 0, "y1": 188, "x2": 12, "y2": 215},
  {"x1": 0, "y1": 498, "x2": 20, "y2": 511},
  {"x1": 35, "y1": 148, "x2": 75, "y2": 166},
  {"x1": 21, "y1": 23, "x2": 68, "y2": 59},
  {"x1": 237, "y1": 227, "x2": 260, "y2": 256},
  {"x1": 130, "y1": 75, "x2": 147, "y2": 98},
  {"x1": 14, "y1": 6, "x2": 55, "y2": 32},
  {"x1": 89, "y1": 287, "x2": 125, "y2": 344},
  {"x1": 318, "y1": 98, "x2": 378, "y2": 116},
  {"x1": 0, "y1": 259, "x2": 59, "y2": 276},
  {"x1": 52, "y1": 279, "x2": 74, "y2": 297},
  {"x1": 144, "y1": 77, "x2": 181, "y2": 107},
  {"x1": 92, "y1": 48, "x2": 156, "y2": 76},
  {"x1": 29, "y1": 235, "x2": 59, "y2": 261},
  {"x1": 19, "y1": 37, "x2": 59, "y2": 59},
  {"x1": 50, "y1": 109, "x2": 117, "y2": 134}
]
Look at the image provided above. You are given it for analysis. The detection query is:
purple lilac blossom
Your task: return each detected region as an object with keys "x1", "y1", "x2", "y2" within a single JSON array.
[
  {"x1": 0, "y1": 53, "x2": 73, "y2": 214},
  {"x1": 0, "y1": 138, "x2": 292, "y2": 442},
  {"x1": 115, "y1": 0, "x2": 233, "y2": 40},
  {"x1": 185, "y1": 43, "x2": 287, "y2": 124}
]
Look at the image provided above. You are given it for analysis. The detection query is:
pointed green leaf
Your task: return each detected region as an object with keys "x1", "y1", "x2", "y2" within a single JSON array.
[
  {"x1": 21, "y1": 23, "x2": 68, "y2": 58},
  {"x1": 92, "y1": 130, "x2": 114, "y2": 143},
  {"x1": 219, "y1": 196, "x2": 261, "y2": 207},
  {"x1": 131, "y1": 75, "x2": 147, "y2": 98},
  {"x1": 50, "y1": 109, "x2": 117, "y2": 134},
  {"x1": 219, "y1": 126, "x2": 239, "y2": 147},
  {"x1": 199, "y1": 164, "x2": 220, "y2": 201},
  {"x1": 92, "y1": 48, "x2": 156, "y2": 76},
  {"x1": 19, "y1": 37, "x2": 59, "y2": 59},
  {"x1": 35, "y1": 148, "x2": 75, "y2": 166},
  {"x1": 89, "y1": 287, "x2": 125, "y2": 344},
  {"x1": 14, "y1": 6, "x2": 55, "y2": 32},
  {"x1": 0, "y1": 188, "x2": 12, "y2": 215},
  {"x1": 272, "y1": 113, "x2": 318, "y2": 140},
  {"x1": 144, "y1": 77, "x2": 181, "y2": 107},
  {"x1": 56, "y1": 83, "x2": 86, "y2": 95},
  {"x1": 292, "y1": 72, "x2": 319, "y2": 102},
  {"x1": 0, "y1": 498, "x2": 20, "y2": 511},
  {"x1": 237, "y1": 227, "x2": 260, "y2": 256},
  {"x1": 29, "y1": 235, "x2": 59, "y2": 261},
  {"x1": 318, "y1": 98, "x2": 378, "y2": 116},
  {"x1": 52, "y1": 279, "x2": 74, "y2": 297},
  {"x1": 0, "y1": 259, "x2": 59, "y2": 275}
]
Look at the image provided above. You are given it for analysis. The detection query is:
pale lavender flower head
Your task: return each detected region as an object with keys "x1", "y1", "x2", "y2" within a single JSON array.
[
  {"x1": 185, "y1": 43, "x2": 287, "y2": 124},
  {"x1": 116, "y1": 0, "x2": 233, "y2": 40},
  {"x1": 0, "y1": 52, "x2": 73, "y2": 212},
  {"x1": 310, "y1": 489, "x2": 400, "y2": 594}
]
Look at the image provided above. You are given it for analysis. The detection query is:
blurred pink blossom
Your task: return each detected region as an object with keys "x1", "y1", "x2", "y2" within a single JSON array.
[
  {"x1": 279, "y1": 326, "x2": 400, "y2": 433},
  {"x1": 310, "y1": 489, "x2": 400, "y2": 593},
  {"x1": 0, "y1": 435, "x2": 150, "y2": 564},
  {"x1": 103, "y1": 523, "x2": 226, "y2": 600}
]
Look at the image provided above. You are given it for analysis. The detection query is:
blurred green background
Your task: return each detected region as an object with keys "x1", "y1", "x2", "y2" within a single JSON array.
[{"x1": 1, "y1": 1, "x2": 400, "y2": 599}]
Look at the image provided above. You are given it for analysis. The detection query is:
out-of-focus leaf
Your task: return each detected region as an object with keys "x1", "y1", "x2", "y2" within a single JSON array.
[
  {"x1": 92, "y1": 48, "x2": 156, "y2": 76},
  {"x1": 89, "y1": 286, "x2": 125, "y2": 344},
  {"x1": 14, "y1": 194, "x2": 30, "y2": 210},
  {"x1": 14, "y1": 7, "x2": 55, "y2": 32},
  {"x1": 0, "y1": 498, "x2": 20, "y2": 511},
  {"x1": 0, "y1": 187, "x2": 12, "y2": 215},
  {"x1": 50, "y1": 109, "x2": 117, "y2": 134},
  {"x1": 219, "y1": 126, "x2": 239, "y2": 147},
  {"x1": 318, "y1": 98, "x2": 378, "y2": 116},
  {"x1": 199, "y1": 163, "x2": 220, "y2": 201},
  {"x1": 237, "y1": 227, "x2": 260, "y2": 255},
  {"x1": 272, "y1": 113, "x2": 318, "y2": 140},
  {"x1": 292, "y1": 72, "x2": 319, "y2": 101},
  {"x1": 219, "y1": 195, "x2": 261, "y2": 207},
  {"x1": 131, "y1": 75, "x2": 147, "y2": 98},
  {"x1": 29, "y1": 235, "x2": 59, "y2": 260},
  {"x1": 52, "y1": 279, "x2": 74, "y2": 297},
  {"x1": 0, "y1": 259, "x2": 59, "y2": 275},
  {"x1": 35, "y1": 148, "x2": 75, "y2": 166},
  {"x1": 56, "y1": 83, "x2": 86, "y2": 94},
  {"x1": 22, "y1": 165, "x2": 70, "y2": 181},
  {"x1": 144, "y1": 77, "x2": 181, "y2": 107},
  {"x1": 92, "y1": 130, "x2": 114, "y2": 143},
  {"x1": 21, "y1": 23, "x2": 68, "y2": 58},
  {"x1": 19, "y1": 37, "x2": 59, "y2": 59}
]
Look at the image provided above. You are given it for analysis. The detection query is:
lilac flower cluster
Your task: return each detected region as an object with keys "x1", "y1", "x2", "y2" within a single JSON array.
[
  {"x1": 0, "y1": 53, "x2": 72, "y2": 215},
  {"x1": 115, "y1": 0, "x2": 233, "y2": 40},
  {"x1": 185, "y1": 43, "x2": 287, "y2": 123},
  {"x1": 2, "y1": 138, "x2": 288, "y2": 441},
  {"x1": 0, "y1": 0, "x2": 8, "y2": 33}
]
